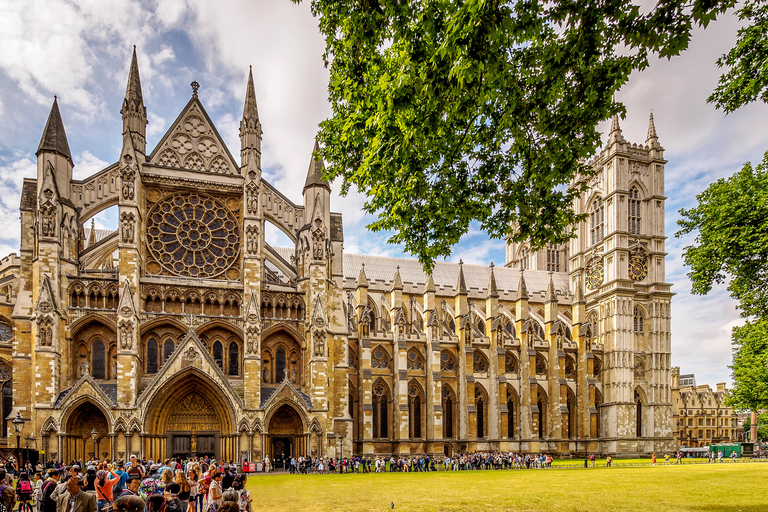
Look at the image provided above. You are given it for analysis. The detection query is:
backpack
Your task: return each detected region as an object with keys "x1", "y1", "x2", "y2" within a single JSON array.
[
  {"x1": 112, "y1": 473, "x2": 124, "y2": 496},
  {"x1": 18, "y1": 480, "x2": 32, "y2": 496}
]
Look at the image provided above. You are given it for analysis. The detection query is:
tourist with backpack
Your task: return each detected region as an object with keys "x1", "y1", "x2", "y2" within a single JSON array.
[
  {"x1": 0, "y1": 469, "x2": 15, "y2": 512},
  {"x1": 95, "y1": 469, "x2": 120, "y2": 512},
  {"x1": 16, "y1": 472, "x2": 35, "y2": 512},
  {"x1": 41, "y1": 470, "x2": 60, "y2": 512}
]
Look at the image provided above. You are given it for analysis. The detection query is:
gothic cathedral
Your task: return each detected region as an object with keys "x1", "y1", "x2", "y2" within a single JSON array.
[{"x1": 0, "y1": 50, "x2": 674, "y2": 463}]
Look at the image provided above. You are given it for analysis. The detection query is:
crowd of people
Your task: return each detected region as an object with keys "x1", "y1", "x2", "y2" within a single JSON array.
[{"x1": 0, "y1": 456, "x2": 251, "y2": 512}]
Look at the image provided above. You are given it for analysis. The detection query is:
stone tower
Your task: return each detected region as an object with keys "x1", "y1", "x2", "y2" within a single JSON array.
[{"x1": 569, "y1": 113, "x2": 674, "y2": 455}]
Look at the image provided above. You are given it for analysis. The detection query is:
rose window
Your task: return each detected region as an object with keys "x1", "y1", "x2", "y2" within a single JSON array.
[{"x1": 147, "y1": 193, "x2": 240, "y2": 278}]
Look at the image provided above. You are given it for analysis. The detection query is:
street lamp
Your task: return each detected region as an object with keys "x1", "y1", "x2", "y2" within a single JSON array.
[
  {"x1": 12, "y1": 412, "x2": 25, "y2": 469},
  {"x1": 90, "y1": 428, "x2": 99, "y2": 462}
]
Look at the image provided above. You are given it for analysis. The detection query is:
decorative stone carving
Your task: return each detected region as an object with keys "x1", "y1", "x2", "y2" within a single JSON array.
[
  {"x1": 245, "y1": 225, "x2": 259, "y2": 255},
  {"x1": 313, "y1": 330, "x2": 325, "y2": 357},
  {"x1": 41, "y1": 203, "x2": 56, "y2": 237},
  {"x1": 246, "y1": 181, "x2": 259, "y2": 214},
  {"x1": 118, "y1": 320, "x2": 133, "y2": 350},
  {"x1": 245, "y1": 326, "x2": 260, "y2": 355},
  {"x1": 121, "y1": 167, "x2": 135, "y2": 201},
  {"x1": 120, "y1": 212, "x2": 135, "y2": 244}
]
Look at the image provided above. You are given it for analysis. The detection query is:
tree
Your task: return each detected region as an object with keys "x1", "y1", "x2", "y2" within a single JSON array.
[
  {"x1": 726, "y1": 318, "x2": 768, "y2": 411},
  {"x1": 676, "y1": 153, "x2": 768, "y2": 319},
  {"x1": 294, "y1": 0, "x2": 732, "y2": 270}
]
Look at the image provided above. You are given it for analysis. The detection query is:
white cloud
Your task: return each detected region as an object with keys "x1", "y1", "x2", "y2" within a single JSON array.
[{"x1": 73, "y1": 151, "x2": 110, "y2": 180}]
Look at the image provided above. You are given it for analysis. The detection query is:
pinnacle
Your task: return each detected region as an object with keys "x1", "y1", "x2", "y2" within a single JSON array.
[
  {"x1": 304, "y1": 138, "x2": 330, "y2": 191},
  {"x1": 456, "y1": 262, "x2": 468, "y2": 295},
  {"x1": 391, "y1": 265, "x2": 403, "y2": 291},
  {"x1": 545, "y1": 273, "x2": 557, "y2": 303},
  {"x1": 424, "y1": 274, "x2": 436, "y2": 294},
  {"x1": 487, "y1": 264, "x2": 499, "y2": 298},
  {"x1": 124, "y1": 46, "x2": 144, "y2": 107},
  {"x1": 609, "y1": 113, "x2": 624, "y2": 144},
  {"x1": 243, "y1": 66, "x2": 259, "y2": 121},
  {"x1": 357, "y1": 263, "x2": 369, "y2": 288},
  {"x1": 37, "y1": 97, "x2": 72, "y2": 162},
  {"x1": 517, "y1": 271, "x2": 529, "y2": 301},
  {"x1": 646, "y1": 111, "x2": 659, "y2": 144}
]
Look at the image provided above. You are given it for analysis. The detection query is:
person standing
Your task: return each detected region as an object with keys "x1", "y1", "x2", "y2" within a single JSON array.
[
  {"x1": 56, "y1": 476, "x2": 97, "y2": 512},
  {"x1": 41, "y1": 470, "x2": 61, "y2": 512},
  {"x1": 94, "y1": 470, "x2": 120, "y2": 512}
]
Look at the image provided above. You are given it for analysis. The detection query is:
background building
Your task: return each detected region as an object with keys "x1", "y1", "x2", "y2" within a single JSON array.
[
  {"x1": 671, "y1": 367, "x2": 740, "y2": 447},
  {"x1": 0, "y1": 50, "x2": 674, "y2": 463}
]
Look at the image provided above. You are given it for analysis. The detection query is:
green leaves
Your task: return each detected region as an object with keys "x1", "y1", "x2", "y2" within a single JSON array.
[
  {"x1": 709, "y1": 0, "x2": 768, "y2": 113},
  {"x1": 726, "y1": 318, "x2": 768, "y2": 411},
  {"x1": 295, "y1": 0, "x2": 732, "y2": 271},
  {"x1": 676, "y1": 152, "x2": 768, "y2": 318}
]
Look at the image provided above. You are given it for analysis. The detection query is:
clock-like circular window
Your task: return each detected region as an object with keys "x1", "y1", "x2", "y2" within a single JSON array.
[
  {"x1": 146, "y1": 193, "x2": 240, "y2": 278},
  {"x1": 0, "y1": 322, "x2": 11, "y2": 344}
]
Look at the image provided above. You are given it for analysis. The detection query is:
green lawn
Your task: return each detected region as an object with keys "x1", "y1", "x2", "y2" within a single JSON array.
[{"x1": 244, "y1": 461, "x2": 768, "y2": 512}]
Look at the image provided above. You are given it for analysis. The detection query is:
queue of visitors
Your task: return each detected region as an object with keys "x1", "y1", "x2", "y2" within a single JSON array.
[{"x1": 2, "y1": 457, "x2": 252, "y2": 512}]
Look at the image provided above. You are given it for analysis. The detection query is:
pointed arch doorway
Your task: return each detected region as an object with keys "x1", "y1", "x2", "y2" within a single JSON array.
[
  {"x1": 266, "y1": 404, "x2": 305, "y2": 470},
  {"x1": 144, "y1": 370, "x2": 235, "y2": 461}
]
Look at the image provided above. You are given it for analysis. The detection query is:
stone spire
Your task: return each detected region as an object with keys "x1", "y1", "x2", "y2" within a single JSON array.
[
  {"x1": 390, "y1": 266, "x2": 403, "y2": 292},
  {"x1": 574, "y1": 278, "x2": 585, "y2": 304},
  {"x1": 357, "y1": 263, "x2": 368, "y2": 288},
  {"x1": 88, "y1": 219, "x2": 96, "y2": 246},
  {"x1": 240, "y1": 66, "x2": 262, "y2": 167},
  {"x1": 121, "y1": 46, "x2": 147, "y2": 153},
  {"x1": 304, "y1": 139, "x2": 331, "y2": 192},
  {"x1": 456, "y1": 260, "x2": 468, "y2": 295},
  {"x1": 424, "y1": 274, "x2": 435, "y2": 294},
  {"x1": 545, "y1": 273, "x2": 557, "y2": 303},
  {"x1": 487, "y1": 263, "x2": 499, "y2": 298},
  {"x1": 37, "y1": 97, "x2": 72, "y2": 163},
  {"x1": 608, "y1": 113, "x2": 624, "y2": 144},
  {"x1": 517, "y1": 271, "x2": 529, "y2": 301},
  {"x1": 646, "y1": 111, "x2": 659, "y2": 147}
]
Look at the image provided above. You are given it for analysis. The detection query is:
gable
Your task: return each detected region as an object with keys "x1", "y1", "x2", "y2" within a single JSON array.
[{"x1": 147, "y1": 97, "x2": 239, "y2": 176}]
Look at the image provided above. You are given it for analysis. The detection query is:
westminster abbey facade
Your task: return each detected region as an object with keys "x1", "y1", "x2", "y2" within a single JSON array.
[{"x1": 0, "y1": 49, "x2": 674, "y2": 463}]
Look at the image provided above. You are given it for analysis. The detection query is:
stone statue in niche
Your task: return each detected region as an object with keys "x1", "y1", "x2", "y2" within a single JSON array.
[
  {"x1": 313, "y1": 330, "x2": 325, "y2": 357},
  {"x1": 120, "y1": 212, "x2": 135, "y2": 244},
  {"x1": 246, "y1": 182, "x2": 259, "y2": 214},
  {"x1": 121, "y1": 167, "x2": 135, "y2": 200},
  {"x1": 263, "y1": 366, "x2": 270, "y2": 383},
  {"x1": 41, "y1": 206, "x2": 55, "y2": 237}
]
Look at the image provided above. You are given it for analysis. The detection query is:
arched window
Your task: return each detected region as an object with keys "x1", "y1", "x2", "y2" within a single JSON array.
[
  {"x1": 406, "y1": 349, "x2": 423, "y2": 370},
  {"x1": 546, "y1": 244, "x2": 561, "y2": 272},
  {"x1": 147, "y1": 338, "x2": 158, "y2": 374},
  {"x1": 472, "y1": 351, "x2": 488, "y2": 373},
  {"x1": 1, "y1": 364, "x2": 13, "y2": 436},
  {"x1": 440, "y1": 350, "x2": 455, "y2": 371},
  {"x1": 567, "y1": 393, "x2": 576, "y2": 438},
  {"x1": 408, "y1": 383, "x2": 422, "y2": 439},
  {"x1": 275, "y1": 346, "x2": 286, "y2": 382},
  {"x1": 163, "y1": 339, "x2": 174, "y2": 363},
  {"x1": 537, "y1": 398, "x2": 545, "y2": 438},
  {"x1": 520, "y1": 247, "x2": 530, "y2": 270},
  {"x1": 372, "y1": 381, "x2": 388, "y2": 439},
  {"x1": 228, "y1": 342, "x2": 239, "y2": 376},
  {"x1": 590, "y1": 197, "x2": 604, "y2": 245},
  {"x1": 92, "y1": 339, "x2": 106, "y2": 380},
  {"x1": 507, "y1": 389, "x2": 516, "y2": 438},
  {"x1": 635, "y1": 390, "x2": 643, "y2": 437},
  {"x1": 629, "y1": 186, "x2": 641, "y2": 235},
  {"x1": 213, "y1": 341, "x2": 223, "y2": 370},
  {"x1": 634, "y1": 307, "x2": 644, "y2": 333},
  {"x1": 476, "y1": 387, "x2": 485, "y2": 438},
  {"x1": 442, "y1": 385, "x2": 454, "y2": 438}
]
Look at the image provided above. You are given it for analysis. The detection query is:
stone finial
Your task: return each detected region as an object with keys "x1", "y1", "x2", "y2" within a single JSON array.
[
  {"x1": 243, "y1": 66, "x2": 259, "y2": 121},
  {"x1": 517, "y1": 271, "x2": 529, "y2": 301},
  {"x1": 487, "y1": 263, "x2": 499, "y2": 299},
  {"x1": 88, "y1": 219, "x2": 96, "y2": 246},
  {"x1": 646, "y1": 111, "x2": 659, "y2": 147},
  {"x1": 357, "y1": 263, "x2": 369, "y2": 288},
  {"x1": 609, "y1": 113, "x2": 624, "y2": 144},
  {"x1": 191, "y1": 81, "x2": 200, "y2": 97},
  {"x1": 423, "y1": 274, "x2": 435, "y2": 294},
  {"x1": 304, "y1": 138, "x2": 330, "y2": 192},
  {"x1": 391, "y1": 265, "x2": 403, "y2": 292},
  {"x1": 545, "y1": 272, "x2": 557, "y2": 303},
  {"x1": 456, "y1": 261, "x2": 468, "y2": 295}
]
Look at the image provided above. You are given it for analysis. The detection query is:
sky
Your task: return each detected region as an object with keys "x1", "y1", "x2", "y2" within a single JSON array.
[{"x1": 0, "y1": 0, "x2": 766, "y2": 386}]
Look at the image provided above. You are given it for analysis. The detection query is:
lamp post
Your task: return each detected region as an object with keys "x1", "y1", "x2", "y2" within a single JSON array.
[
  {"x1": 12, "y1": 412, "x2": 25, "y2": 470},
  {"x1": 90, "y1": 428, "x2": 99, "y2": 463}
]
